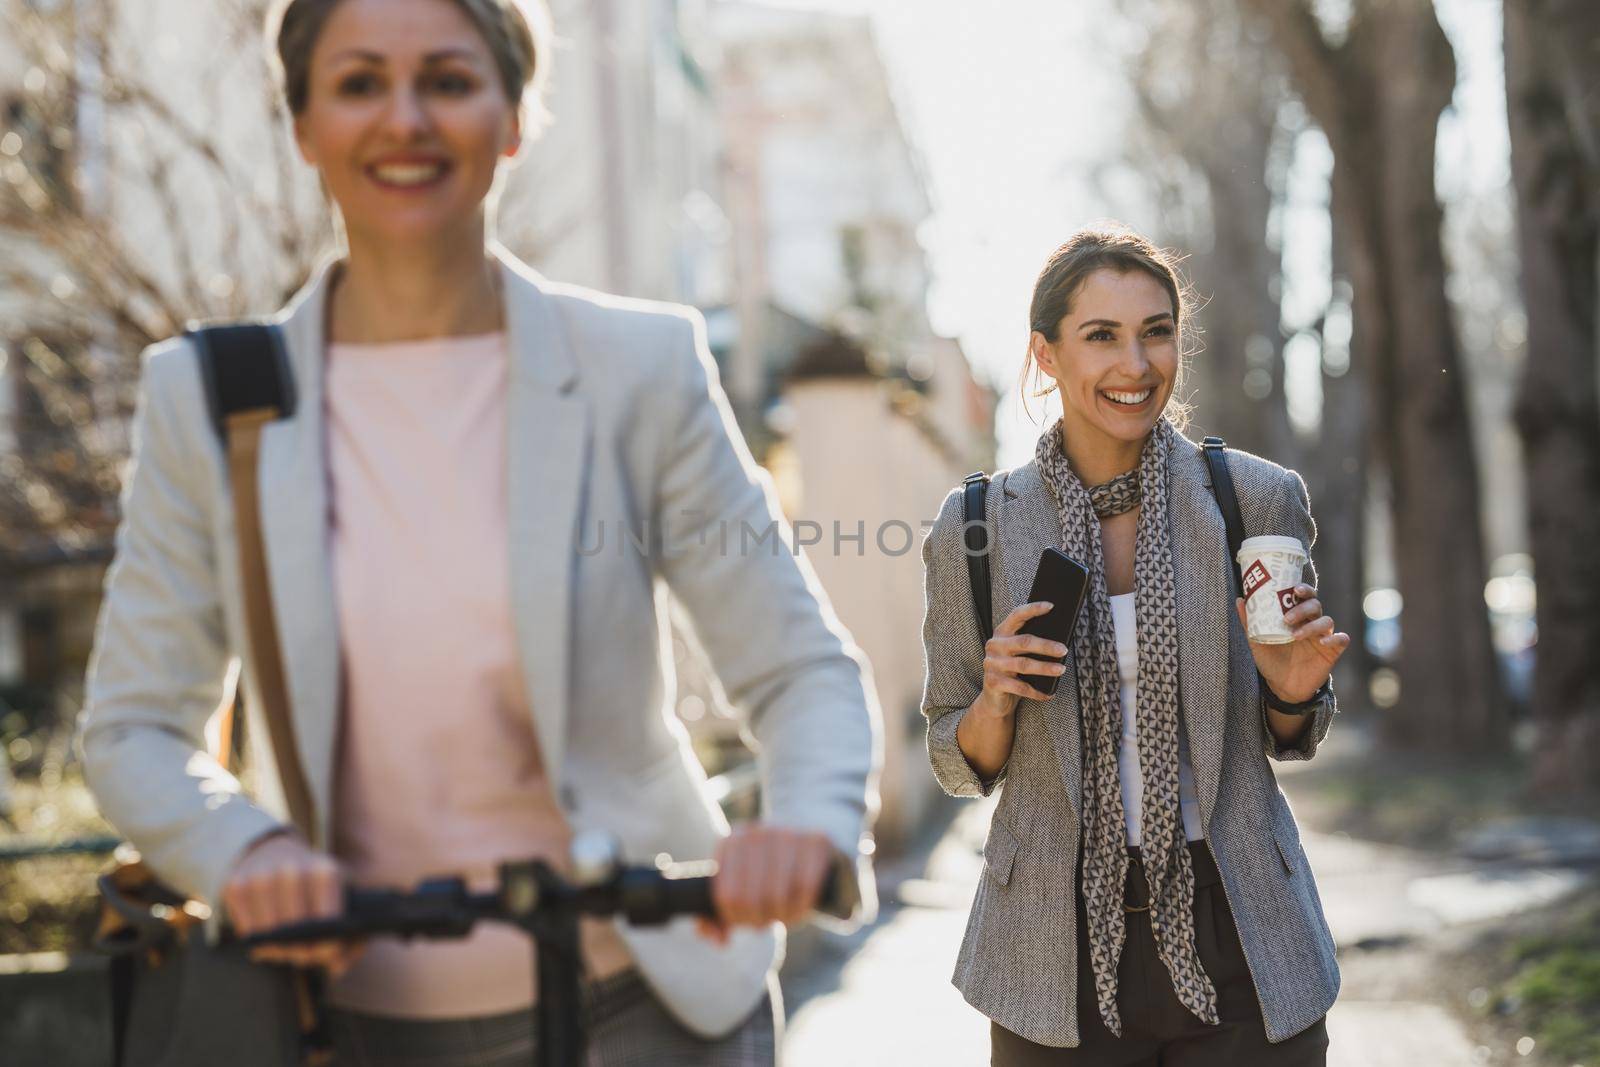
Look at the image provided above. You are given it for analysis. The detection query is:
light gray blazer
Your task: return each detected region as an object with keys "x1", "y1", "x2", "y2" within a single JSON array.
[
  {"x1": 920, "y1": 434, "x2": 1340, "y2": 1047},
  {"x1": 79, "y1": 245, "x2": 882, "y2": 1038}
]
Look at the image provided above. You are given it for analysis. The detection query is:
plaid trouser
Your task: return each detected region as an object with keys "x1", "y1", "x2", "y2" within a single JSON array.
[{"x1": 325, "y1": 968, "x2": 782, "y2": 1066}]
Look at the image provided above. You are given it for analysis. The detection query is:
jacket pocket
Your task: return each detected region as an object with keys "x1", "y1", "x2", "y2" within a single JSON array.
[
  {"x1": 983, "y1": 819, "x2": 1020, "y2": 887},
  {"x1": 1272, "y1": 820, "x2": 1299, "y2": 877}
]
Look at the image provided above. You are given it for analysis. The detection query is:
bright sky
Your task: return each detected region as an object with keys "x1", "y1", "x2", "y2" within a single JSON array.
[
  {"x1": 780, "y1": 0, "x2": 1512, "y2": 468},
  {"x1": 787, "y1": 0, "x2": 1141, "y2": 466}
]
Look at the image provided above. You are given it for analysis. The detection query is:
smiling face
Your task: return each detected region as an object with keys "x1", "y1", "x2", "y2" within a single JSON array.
[
  {"x1": 1030, "y1": 267, "x2": 1180, "y2": 457},
  {"x1": 292, "y1": 0, "x2": 522, "y2": 245}
]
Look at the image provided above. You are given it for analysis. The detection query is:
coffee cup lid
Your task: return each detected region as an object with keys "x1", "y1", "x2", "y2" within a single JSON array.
[{"x1": 1236, "y1": 535, "x2": 1306, "y2": 561}]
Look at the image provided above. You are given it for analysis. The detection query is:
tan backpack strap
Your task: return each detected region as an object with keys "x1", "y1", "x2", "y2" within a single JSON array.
[
  {"x1": 226, "y1": 407, "x2": 318, "y2": 846},
  {"x1": 213, "y1": 696, "x2": 237, "y2": 776},
  {"x1": 211, "y1": 660, "x2": 241, "y2": 775}
]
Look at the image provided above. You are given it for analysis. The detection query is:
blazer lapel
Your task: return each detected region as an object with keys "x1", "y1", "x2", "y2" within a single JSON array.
[
  {"x1": 259, "y1": 264, "x2": 342, "y2": 846},
  {"x1": 998, "y1": 462, "x2": 1084, "y2": 821},
  {"x1": 1166, "y1": 435, "x2": 1229, "y2": 830},
  {"x1": 499, "y1": 249, "x2": 589, "y2": 791},
  {"x1": 999, "y1": 441, "x2": 1233, "y2": 828},
  {"x1": 252, "y1": 252, "x2": 591, "y2": 839}
]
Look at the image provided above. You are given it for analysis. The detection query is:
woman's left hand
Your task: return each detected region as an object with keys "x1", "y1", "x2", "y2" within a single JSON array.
[
  {"x1": 1235, "y1": 584, "x2": 1352, "y2": 703},
  {"x1": 696, "y1": 824, "x2": 836, "y2": 945}
]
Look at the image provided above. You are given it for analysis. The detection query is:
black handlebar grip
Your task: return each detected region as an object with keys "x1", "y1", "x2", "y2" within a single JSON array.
[
  {"x1": 616, "y1": 863, "x2": 843, "y2": 928},
  {"x1": 654, "y1": 874, "x2": 719, "y2": 921},
  {"x1": 241, "y1": 880, "x2": 482, "y2": 947},
  {"x1": 814, "y1": 865, "x2": 844, "y2": 919},
  {"x1": 614, "y1": 869, "x2": 715, "y2": 927},
  {"x1": 342, "y1": 886, "x2": 401, "y2": 914},
  {"x1": 240, "y1": 915, "x2": 359, "y2": 947},
  {"x1": 238, "y1": 887, "x2": 412, "y2": 946}
]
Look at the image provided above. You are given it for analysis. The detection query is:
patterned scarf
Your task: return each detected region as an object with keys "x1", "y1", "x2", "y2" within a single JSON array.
[{"x1": 1033, "y1": 415, "x2": 1220, "y2": 1035}]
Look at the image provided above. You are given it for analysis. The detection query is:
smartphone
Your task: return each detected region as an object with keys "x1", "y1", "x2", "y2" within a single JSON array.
[{"x1": 1017, "y1": 548, "x2": 1091, "y2": 697}]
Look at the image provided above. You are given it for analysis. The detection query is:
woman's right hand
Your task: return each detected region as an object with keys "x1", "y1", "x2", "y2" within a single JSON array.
[
  {"x1": 974, "y1": 601, "x2": 1070, "y2": 718},
  {"x1": 223, "y1": 830, "x2": 363, "y2": 976}
]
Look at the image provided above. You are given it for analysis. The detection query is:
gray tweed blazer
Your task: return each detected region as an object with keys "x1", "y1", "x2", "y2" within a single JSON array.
[{"x1": 920, "y1": 431, "x2": 1340, "y2": 1048}]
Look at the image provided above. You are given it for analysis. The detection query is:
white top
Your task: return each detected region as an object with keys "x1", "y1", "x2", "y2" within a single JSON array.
[{"x1": 1110, "y1": 593, "x2": 1205, "y2": 846}]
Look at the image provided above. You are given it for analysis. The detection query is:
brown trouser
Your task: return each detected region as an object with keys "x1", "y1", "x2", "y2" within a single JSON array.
[{"x1": 991, "y1": 841, "x2": 1329, "y2": 1066}]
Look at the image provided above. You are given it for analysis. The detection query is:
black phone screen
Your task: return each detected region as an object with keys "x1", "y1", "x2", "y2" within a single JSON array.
[{"x1": 1017, "y1": 548, "x2": 1091, "y2": 697}]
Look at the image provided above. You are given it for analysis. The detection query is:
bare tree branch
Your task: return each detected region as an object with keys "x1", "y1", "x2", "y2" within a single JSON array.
[{"x1": 0, "y1": 0, "x2": 326, "y2": 559}]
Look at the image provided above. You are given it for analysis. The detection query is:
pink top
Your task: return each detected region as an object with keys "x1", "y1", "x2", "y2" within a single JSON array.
[{"x1": 321, "y1": 332, "x2": 632, "y2": 1019}]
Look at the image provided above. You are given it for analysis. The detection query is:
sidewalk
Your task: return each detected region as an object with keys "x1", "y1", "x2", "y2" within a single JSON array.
[
  {"x1": 777, "y1": 753, "x2": 1595, "y2": 1066},
  {"x1": 778, "y1": 794, "x2": 994, "y2": 1066}
]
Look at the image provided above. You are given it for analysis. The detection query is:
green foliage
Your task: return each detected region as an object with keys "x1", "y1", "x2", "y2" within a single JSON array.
[
  {"x1": 0, "y1": 854, "x2": 103, "y2": 955},
  {"x1": 1499, "y1": 896, "x2": 1600, "y2": 1063},
  {"x1": 0, "y1": 774, "x2": 114, "y2": 955}
]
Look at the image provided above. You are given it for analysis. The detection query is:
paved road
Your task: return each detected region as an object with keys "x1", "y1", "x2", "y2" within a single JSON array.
[{"x1": 776, "y1": 768, "x2": 1585, "y2": 1066}]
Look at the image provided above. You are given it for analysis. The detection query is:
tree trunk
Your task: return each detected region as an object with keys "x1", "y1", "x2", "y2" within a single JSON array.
[
  {"x1": 1308, "y1": 216, "x2": 1372, "y2": 718},
  {"x1": 1191, "y1": 128, "x2": 1297, "y2": 463},
  {"x1": 1242, "y1": 0, "x2": 1506, "y2": 750},
  {"x1": 1127, "y1": 0, "x2": 1294, "y2": 461},
  {"x1": 1504, "y1": 0, "x2": 1600, "y2": 796},
  {"x1": 1374, "y1": 13, "x2": 1504, "y2": 750}
]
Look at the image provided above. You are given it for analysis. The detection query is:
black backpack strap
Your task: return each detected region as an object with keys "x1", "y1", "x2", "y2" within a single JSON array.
[
  {"x1": 1201, "y1": 436, "x2": 1247, "y2": 598},
  {"x1": 961, "y1": 471, "x2": 994, "y2": 639},
  {"x1": 1203, "y1": 436, "x2": 1327, "y2": 714},
  {"x1": 188, "y1": 323, "x2": 297, "y2": 443}
]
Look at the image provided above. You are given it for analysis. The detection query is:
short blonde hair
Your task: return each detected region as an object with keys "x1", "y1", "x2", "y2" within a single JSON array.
[{"x1": 268, "y1": 0, "x2": 552, "y2": 123}]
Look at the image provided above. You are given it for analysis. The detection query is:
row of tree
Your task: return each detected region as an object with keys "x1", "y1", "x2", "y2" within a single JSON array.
[
  {"x1": 1501, "y1": 0, "x2": 1600, "y2": 796},
  {"x1": 2, "y1": 0, "x2": 1595, "y2": 795},
  {"x1": 1119, "y1": 0, "x2": 1597, "y2": 795}
]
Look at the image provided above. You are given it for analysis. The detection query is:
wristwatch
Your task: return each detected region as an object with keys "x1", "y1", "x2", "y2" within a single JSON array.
[{"x1": 1260, "y1": 675, "x2": 1330, "y2": 716}]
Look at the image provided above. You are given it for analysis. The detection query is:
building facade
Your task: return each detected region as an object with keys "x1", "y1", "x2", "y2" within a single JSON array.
[{"x1": 711, "y1": 3, "x2": 995, "y2": 846}]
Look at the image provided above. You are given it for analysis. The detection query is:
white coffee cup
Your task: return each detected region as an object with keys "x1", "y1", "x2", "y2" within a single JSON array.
[{"x1": 1236, "y1": 535, "x2": 1308, "y2": 644}]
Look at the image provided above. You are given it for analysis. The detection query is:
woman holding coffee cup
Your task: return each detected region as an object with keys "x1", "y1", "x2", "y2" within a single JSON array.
[{"x1": 919, "y1": 224, "x2": 1349, "y2": 1065}]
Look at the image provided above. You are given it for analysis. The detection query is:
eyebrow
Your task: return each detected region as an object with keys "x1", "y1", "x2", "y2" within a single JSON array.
[
  {"x1": 327, "y1": 48, "x2": 482, "y2": 65},
  {"x1": 1077, "y1": 313, "x2": 1174, "y2": 330}
]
